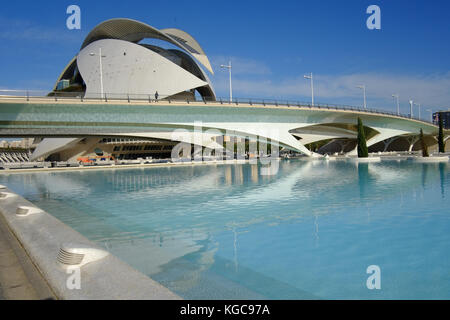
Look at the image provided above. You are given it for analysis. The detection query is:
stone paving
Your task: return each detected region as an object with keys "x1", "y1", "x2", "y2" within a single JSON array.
[{"x1": 0, "y1": 215, "x2": 55, "y2": 300}]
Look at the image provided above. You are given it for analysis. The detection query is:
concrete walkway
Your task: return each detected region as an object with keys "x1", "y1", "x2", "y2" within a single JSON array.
[{"x1": 0, "y1": 214, "x2": 56, "y2": 300}]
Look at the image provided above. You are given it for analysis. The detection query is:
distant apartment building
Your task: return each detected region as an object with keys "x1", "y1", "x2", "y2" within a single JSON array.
[
  {"x1": 0, "y1": 138, "x2": 34, "y2": 149},
  {"x1": 433, "y1": 111, "x2": 450, "y2": 129},
  {"x1": 0, "y1": 138, "x2": 35, "y2": 163}
]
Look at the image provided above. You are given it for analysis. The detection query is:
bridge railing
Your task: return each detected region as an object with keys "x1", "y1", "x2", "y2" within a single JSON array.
[{"x1": 0, "y1": 89, "x2": 435, "y2": 125}]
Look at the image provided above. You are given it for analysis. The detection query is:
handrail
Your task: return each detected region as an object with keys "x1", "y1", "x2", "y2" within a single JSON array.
[{"x1": 0, "y1": 89, "x2": 440, "y2": 125}]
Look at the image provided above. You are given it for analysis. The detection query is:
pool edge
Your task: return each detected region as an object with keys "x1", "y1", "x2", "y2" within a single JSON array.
[{"x1": 0, "y1": 187, "x2": 182, "y2": 300}]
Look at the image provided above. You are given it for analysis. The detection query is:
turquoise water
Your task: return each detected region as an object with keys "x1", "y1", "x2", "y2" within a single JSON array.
[{"x1": 0, "y1": 160, "x2": 449, "y2": 299}]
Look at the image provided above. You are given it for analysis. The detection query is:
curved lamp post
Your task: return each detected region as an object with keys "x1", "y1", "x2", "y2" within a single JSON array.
[
  {"x1": 356, "y1": 85, "x2": 367, "y2": 109},
  {"x1": 89, "y1": 48, "x2": 107, "y2": 100},
  {"x1": 220, "y1": 61, "x2": 233, "y2": 103},
  {"x1": 303, "y1": 72, "x2": 314, "y2": 107}
]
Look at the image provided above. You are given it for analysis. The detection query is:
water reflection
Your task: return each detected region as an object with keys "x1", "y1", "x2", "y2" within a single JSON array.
[
  {"x1": 357, "y1": 163, "x2": 370, "y2": 199},
  {"x1": 422, "y1": 163, "x2": 428, "y2": 189},
  {"x1": 232, "y1": 224, "x2": 239, "y2": 272},
  {"x1": 314, "y1": 214, "x2": 319, "y2": 246},
  {"x1": 0, "y1": 160, "x2": 448, "y2": 299},
  {"x1": 1, "y1": 161, "x2": 447, "y2": 236},
  {"x1": 439, "y1": 162, "x2": 446, "y2": 198}
]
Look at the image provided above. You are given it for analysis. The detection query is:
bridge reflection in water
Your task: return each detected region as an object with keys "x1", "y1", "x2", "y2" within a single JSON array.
[{"x1": 0, "y1": 160, "x2": 448, "y2": 299}]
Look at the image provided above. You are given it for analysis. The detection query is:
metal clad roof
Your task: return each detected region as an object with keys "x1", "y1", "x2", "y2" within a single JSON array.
[{"x1": 81, "y1": 18, "x2": 213, "y2": 74}]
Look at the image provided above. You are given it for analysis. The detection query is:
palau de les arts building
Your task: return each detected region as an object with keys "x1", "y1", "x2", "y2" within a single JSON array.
[
  {"x1": 18, "y1": 18, "x2": 446, "y2": 163},
  {"x1": 41, "y1": 18, "x2": 217, "y2": 161}
]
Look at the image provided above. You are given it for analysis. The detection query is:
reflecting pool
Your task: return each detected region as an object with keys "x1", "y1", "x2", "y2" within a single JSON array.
[{"x1": 1, "y1": 160, "x2": 449, "y2": 299}]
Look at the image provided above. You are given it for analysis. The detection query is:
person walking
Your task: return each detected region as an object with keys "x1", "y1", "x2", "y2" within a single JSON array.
[{"x1": 155, "y1": 91, "x2": 159, "y2": 101}]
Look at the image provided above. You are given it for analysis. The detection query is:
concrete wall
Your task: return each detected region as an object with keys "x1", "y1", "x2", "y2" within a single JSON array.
[{"x1": 78, "y1": 39, "x2": 208, "y2": 99}]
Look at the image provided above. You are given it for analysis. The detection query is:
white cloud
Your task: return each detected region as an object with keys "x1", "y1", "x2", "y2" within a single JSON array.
[
  {"x1": 210, "y1": 62, "x2": 450, "y2": 112},
  {"x1": 210, "y1": 56, "x2": 271, "y2": 76},
  {"x1": 0, "y1": 17, "x2": 82, "y2": 43}
]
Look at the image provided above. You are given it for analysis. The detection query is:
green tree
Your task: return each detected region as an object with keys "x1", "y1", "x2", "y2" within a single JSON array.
[
  {"x1": 357, "y1": 117, "x2": 369, "y2": 158},
  {"x1": 438, "y1": 113, "x2": 445, "y2": 153},
  {"x1": 420, "y1": 128, "x2": 429, "y2": 157}
]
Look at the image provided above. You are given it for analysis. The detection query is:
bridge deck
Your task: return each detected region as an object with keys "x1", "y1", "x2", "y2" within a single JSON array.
[{"x1": 0, "y1": 95, "x2": 436, "y2": 127}]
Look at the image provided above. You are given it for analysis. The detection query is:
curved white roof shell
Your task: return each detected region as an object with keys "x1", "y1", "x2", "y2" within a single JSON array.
[
  {"x1": 81, "y1": 18, "x2": 213, "y2": 74},
  {"x1": 78, "y1": 39, "x2": 209, "y2": 99}
]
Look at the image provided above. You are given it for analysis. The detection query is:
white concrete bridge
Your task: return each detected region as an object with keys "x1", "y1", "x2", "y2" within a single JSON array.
[{"x1": 0, "y1": 95, "x2": 446, "y2": 160}]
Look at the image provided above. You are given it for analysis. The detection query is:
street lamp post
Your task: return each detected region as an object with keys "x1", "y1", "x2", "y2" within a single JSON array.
[
  {"x1": 426, "y1": 109, "x2": 433, "y2": 123},
  {"x1": 392, "y1": 94, "x2": 400, "y2": 115},
  {"x1": 414, "y1": 103, "x2": 422, "y2": 120},
  {"x1": 356, "y1": 85, "x2": 367, "y2": 109},
  {"x1": 89, "y1": 48, "x2": 106, "y2": 100},
  {"x1": 220, "y1": 61, "x2": 232, "y2": 103},
  {"x1": 303, "y1": 72, "x2": 314, "y2": 106},
  {"x1": 409, "y1": 100, "x2": 414, "y2": 118}
]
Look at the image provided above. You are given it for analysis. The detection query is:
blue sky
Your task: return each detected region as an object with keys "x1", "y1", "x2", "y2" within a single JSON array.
[{"x1": 0, "y1": 0, "x2": 449, "y2": 117}]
